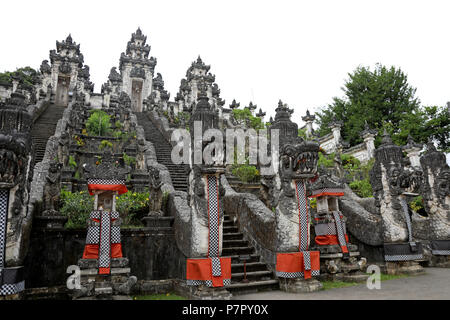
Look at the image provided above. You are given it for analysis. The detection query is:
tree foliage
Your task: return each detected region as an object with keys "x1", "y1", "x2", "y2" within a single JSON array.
[
  {"x1": 315, "y1": 64, "x2": 449, "y2": 150},
  {"x1": 232, "y1": 108, "x2": 264, "y2": 130},
  {"x1": 86, "y1": 110, "x2": 112, "y2": 136},
  {"x1": 0, "y1": 66, "x2": 39, "y2": 87}
]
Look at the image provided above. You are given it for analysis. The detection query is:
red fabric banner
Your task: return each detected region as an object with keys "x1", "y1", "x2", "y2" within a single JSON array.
[
  {"x1": 315, "y1": 234, "x2": 349, "y2": 246},
  {"x1": 309, "y1": 192, "x2": 344, "y2": 198},
  {"x1": 88, "y1": 184, "x2": 128, "y2": 195},
  {"x1": 276, "y1": 251, "x2": 320, "y2": 279},
  {"x1": 186, "y1": 257, "x2": 232, "y2": 287},
  {"x1": 82, "y1": 243, "x2": 123, "y2": 259}
]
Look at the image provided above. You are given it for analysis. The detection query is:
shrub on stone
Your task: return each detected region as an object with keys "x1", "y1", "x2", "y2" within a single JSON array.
[
  {"x1": 60, "y1": 189, "x2": 93, "y2": 229},
  {"x1": 86, "y1": 110, "x2": 112, "y2": 136}
]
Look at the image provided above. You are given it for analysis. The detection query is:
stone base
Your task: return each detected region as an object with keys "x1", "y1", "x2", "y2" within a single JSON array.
[
  {"x1": 142, "y1": 215, "x2": 173, "y2": 228},
  {"x1": 71, "y1": 258, "x2": 137, "y2": 299},
  {"x1": 318, "y1": 271, "x2": 369, "y2": 283},
  {"x1": 278, "y1": 278, "x2": 323, "y2": 293},
  {"x1": 173, "y1": 280, "x2": 232, "y2": 300},
  {"x1": 318, "y1": 255, "x2": 368, "y2": 282},
  {"x1": 385, "y1": 261, "x2": 425, "y2": 275},
  {"x1": 424, "y1": 255, "x2": 450, "y2": 268},
  {"x1": 34, "y1": 214, "x2": 68, "y2": 229}
]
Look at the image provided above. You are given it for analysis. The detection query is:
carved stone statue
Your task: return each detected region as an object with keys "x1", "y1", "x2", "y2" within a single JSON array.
[
  {"x1": 43, "y1": 161, "x2": 62, "y2": 215},
  {"x1": 148, "y1": 166, "x2": 163, "y2": 215}
]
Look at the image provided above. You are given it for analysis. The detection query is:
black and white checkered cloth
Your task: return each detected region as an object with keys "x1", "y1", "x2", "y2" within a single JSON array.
[
  {"x1": 207, "y1": 176, "x2": 220, "y2": 259},
  {"x1": 275, "y1": 270, "x2": 320, "y2": 278},
  {"x1": 88, "y1": 179, "x2": 125, "y2": 186},
  {"x1": 295, "y1": 180, "x2": 309, "y2": 252},
  {"x1": 0, "y1": 281, "x2": 25, "y2": 295},
  {"x1": 332, "y1": 211, "x2": 348, "y2": 248},
  {"x1": 0, "y1": 189, "x2": 8, "y2": 269},
  {"x1": 98, "y1": 211, "x2": 111, "y2": 270},
  {"x1": 400, "y1": 199, "x2": 413, "y2": 242}
]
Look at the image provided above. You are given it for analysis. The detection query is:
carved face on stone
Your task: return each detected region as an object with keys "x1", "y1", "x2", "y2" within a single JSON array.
[
  {"x1": 437, "y1": 169, "x2": 450, "y2": 200},
  {"x1": 280, "y1": 140, "x2": 319, "y2": 179}
]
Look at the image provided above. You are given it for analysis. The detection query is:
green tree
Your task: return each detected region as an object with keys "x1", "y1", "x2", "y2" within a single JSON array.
[
  {"x1": 316, "y1": 64, "x2": 423, "y2": 147},
  {"x1": 232, "y1": 108, "x2": 264, "y2": 130}
]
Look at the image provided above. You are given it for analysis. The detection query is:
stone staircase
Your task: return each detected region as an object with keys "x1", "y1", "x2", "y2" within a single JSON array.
[
  {"x1": 30, "y1": 103, "x2": 66, "y2": 165},
  {"x1": 222, "y1": 214, "x2": 279, "y2": 295},
  {"x1": 136, "y1": 113, "x2": 189, "y2": 192}
]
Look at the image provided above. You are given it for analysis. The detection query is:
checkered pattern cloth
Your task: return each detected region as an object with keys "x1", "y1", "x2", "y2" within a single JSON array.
[
  {"x1": 400, "y1": 198, "x2": 413, "y2": 242},
  {"x1": 187, "y1": 175, "x2": 230, "y2": 287},
  {"x1": 207, "y1": 175, "x2": 220, "y2": 258},
  {"x1": 332, "y1": 211, "x2": 348, "y2": 252},
  {"x1": 87, "y1": 179, "x2": 126, "y2": 186},
  {"x1": 186, "y1": 279, "x2": 231, "y2": 287},
  {"x1": 98, "y1": 211, "x2": 111, "y2": 272},
  {"x1": 0, "y1": 189, "x2": 8, "y2": 269},
  {"x1": 276, "y1": 270, "x2": 320, "y2": 278},
  {"x1": 0, "y1": 281, "x2": 25, "y2": 295},
  {"x1": 295, "y1": 180, "x2": 309, "y2": 252}
]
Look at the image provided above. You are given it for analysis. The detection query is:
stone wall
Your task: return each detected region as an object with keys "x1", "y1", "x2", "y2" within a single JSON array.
[{"x1": 23, "y1": 227, "x2": 186, "y2": 288}]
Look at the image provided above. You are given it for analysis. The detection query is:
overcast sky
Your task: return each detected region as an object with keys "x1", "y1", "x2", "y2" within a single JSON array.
[{"x1": 1, "y1": 0, "x2": 450, "y2": 126}]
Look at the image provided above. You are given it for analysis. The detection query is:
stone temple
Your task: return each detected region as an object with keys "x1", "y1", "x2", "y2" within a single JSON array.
[{"x1": 0, "y1": 28, "x2": 448, "y2": 299}]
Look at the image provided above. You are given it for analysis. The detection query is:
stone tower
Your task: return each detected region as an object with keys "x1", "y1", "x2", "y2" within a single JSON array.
[
  {"x1": 39, "y1": 34, "x2": 93, "y2": 106},
  {"x1": 119, "y1": 28, "x2": 157, "y2": 112},
  {"x1": 175, "y1": 56, "x2": 225, "y2": 115}
]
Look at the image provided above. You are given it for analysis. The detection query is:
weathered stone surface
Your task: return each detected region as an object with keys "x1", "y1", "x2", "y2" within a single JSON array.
[{"x1": 278, "y1": 278, "x2": 322, "y2": 293}]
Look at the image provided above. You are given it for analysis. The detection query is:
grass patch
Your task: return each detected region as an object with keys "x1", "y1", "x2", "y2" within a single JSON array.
[
  {"x1": 133, "y1": 293, "x2": 186, "y2": 300},
  {"x1": 321, "y1": 281, "x2": 358, "y2": 290},
  {"x1": 321, "y1": 273, "x2": 409, "y2": 291},
  {"x1": 379, "y1": 273, "x2": 408, "y2": 281}
]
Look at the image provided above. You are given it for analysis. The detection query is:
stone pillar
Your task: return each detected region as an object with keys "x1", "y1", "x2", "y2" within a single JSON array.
[
  {"x1": 329, "y1": 120, "x2": 343, "y2": 150},
  {"x1": 403, "y1": 135, "x2": 423, "y2": 169},
  {"x1": 361, "y1": 122, "x2": 377, "y2": 160},
  {"x1": 302, "y1": 110, "x2": 316, "y2": 139}
]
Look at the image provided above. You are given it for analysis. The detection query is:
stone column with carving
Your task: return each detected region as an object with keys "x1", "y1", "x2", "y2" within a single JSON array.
[
  {"x1": 369, "y1": 130, "x2": 425, "y2": 275},
  {"x1": 0, "y1": 93, "x2": 33, "y2": 298},
  {"x1": 361, "y1": 122, "x2": 377, "y2": 161},
  {"x1": 269, "y1": 100, "x2": 322, "y2": 293},
  {"x1": 182, "y1": 85, "x2": 232, "y2": 299},
  {"x1": 301, "y1": 109, "x2": 315, "y2": 139},
  {"x1": 415, "y1": 141, "x2": 450, "y2": 267}
]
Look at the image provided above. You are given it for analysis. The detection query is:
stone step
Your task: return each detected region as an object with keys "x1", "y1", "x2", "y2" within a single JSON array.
[
  {"x1": 231, "y1": 270, "x2": 273, "y2": 282},
  {"x1": 226, "y1": 279, "x2": 279, "y2": 295},
  {"x1": 223, "y1": 232, "x2": 244, "y2": 241},
  {"x1": 227, "y1": 254, "x2": 261, "y2": 264},
  {"x1": 221, "y1": 246, "x2": 254, "y2": 256},
  {"x1": 223, "y1": 239, "x2": 249, "y2": 248},
  {"x1": 231, "y1": 262, "x2": 270, "y2": 273},
  {"x1": 223, "y1": 226, "x2": 239, "y2": 233}
]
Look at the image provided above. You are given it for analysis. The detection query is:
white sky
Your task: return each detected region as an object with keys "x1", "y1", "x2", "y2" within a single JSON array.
[{"x1": 1, "y1": 0, "x2": 450, "y2": 126}]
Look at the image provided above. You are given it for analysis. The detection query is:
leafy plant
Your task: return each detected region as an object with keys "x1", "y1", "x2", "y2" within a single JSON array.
[
  {"x1": 60, "y1": 189, "x2": 93, "y2": 229},
  {"x1": 232, "y1": 164, "x2": 260, "y2": 183},
  {"x1": 68, "y1": 155, "x2": 77, "y2": 170},
  {"x1": 99, "y1": 140, "x2": 113, "y2": 150},
  {"x1": 232, "y1": 108, "x2": 264, "y2": 130},
  {"x1": 349, "y1": 179, "x2": 373, "y2": 198},
  {"x1": 116, "y1": 190, "x2": 149, "y2": 226},
  {"x1": 114, "y1": 120, "x2": 122, "y2": 130},
  {"x1": 86, "y1": 110, "x2": 111, "y2": 136},
  {"x1": 410, "y1": 196, "x2": 424, "y2": 213},
  {"x1": 123, "y1": 152, "x2": 136, "y2": 166}
]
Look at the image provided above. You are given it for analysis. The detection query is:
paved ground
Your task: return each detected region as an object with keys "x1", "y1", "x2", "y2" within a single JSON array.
[{"x1": 232, "y1": 268, "x2": 450, "y2": 300}]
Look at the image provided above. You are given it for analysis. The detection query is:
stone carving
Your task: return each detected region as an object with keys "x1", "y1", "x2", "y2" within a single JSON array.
[
  {"x1": 148, "y1": 166, "x2": 163, "y2": 215},
  {"x1": 411, "y1": 141, "x2": 450, "y2": 251},
  {"x1": 267, "y1": 100, "x2": 322, "y2": 292},
  {"x1": 42, "y1": 161, "x2": 62, "y2": 215}
]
